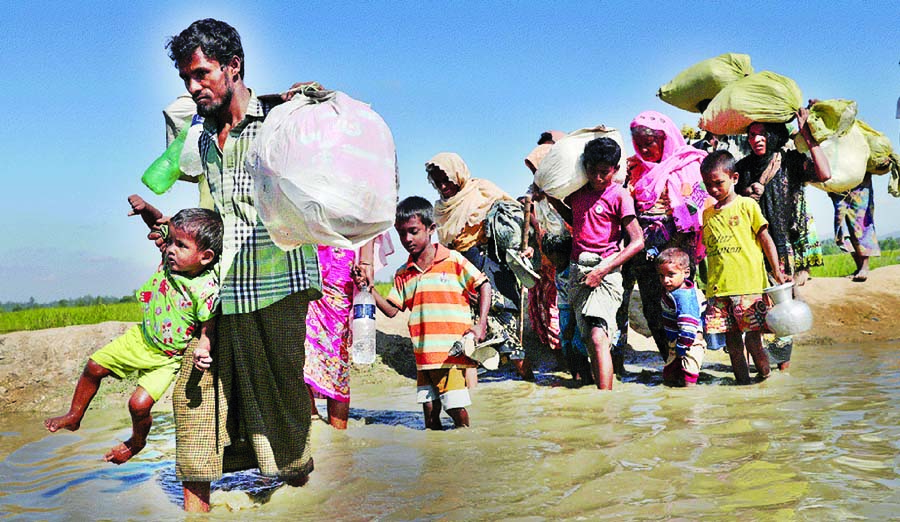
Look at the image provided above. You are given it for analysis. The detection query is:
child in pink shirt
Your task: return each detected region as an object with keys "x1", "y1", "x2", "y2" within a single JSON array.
[{"x1": 548, "y1": 138, "x2": 644, "y2": 389}]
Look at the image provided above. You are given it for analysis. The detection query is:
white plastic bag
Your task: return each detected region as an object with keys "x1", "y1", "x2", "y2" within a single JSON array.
[
  {"x1": 246, "y1": 91, "x2": 398, "y2": 249},
  {"x1": 533, "y1": 126, "x2": 627, "y2": 200},
  {"x1": 809, "y1": 123, "x2": 870, "y2": 194}
]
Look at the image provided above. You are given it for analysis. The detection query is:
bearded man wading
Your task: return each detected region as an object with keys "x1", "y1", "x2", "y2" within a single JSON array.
[{"x1": 164, "y1": 18, "x2": 321, "y2": 512}]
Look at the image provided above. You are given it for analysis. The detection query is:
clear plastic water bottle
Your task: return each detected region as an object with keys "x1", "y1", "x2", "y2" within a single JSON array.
[{"x1": 350, "y1": 286, "x2": 377, "y2": 364}]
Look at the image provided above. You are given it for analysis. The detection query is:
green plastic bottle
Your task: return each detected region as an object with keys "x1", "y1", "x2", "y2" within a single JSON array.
[{"x1": 142, "y1": 125, "x2": 188, "y2": 195}]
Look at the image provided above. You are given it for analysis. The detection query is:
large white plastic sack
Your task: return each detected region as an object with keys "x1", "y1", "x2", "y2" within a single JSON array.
[
  {"x1": 533, "y1": 126, "x2": 627, "y2": 200},
  {"x1": 246, "y1": 91, "x2": 398, "y2": 250},
  {"x1": 809, "y1": 123, "x2": 870, "y2": 194}
]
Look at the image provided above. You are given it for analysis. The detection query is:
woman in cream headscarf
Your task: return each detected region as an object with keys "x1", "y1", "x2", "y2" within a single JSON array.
[{"x1": 426, "y1": 152, "x2": 534, "y2": 381}]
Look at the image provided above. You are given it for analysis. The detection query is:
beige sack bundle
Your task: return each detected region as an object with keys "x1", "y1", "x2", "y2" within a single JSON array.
[{"x1": 533, "y1": 126, "x2": 626, "y2": 200}]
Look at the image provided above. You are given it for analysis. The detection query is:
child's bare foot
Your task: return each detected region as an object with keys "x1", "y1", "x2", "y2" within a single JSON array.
[
  {"x1": 103, "y1": 439, "x2": 145, "y2": 464},
  {"x1": 44, "y1": 414, "x2": 81, "y2": 433},
  {"x1": 778, "y1": 361, "x2": 791, "y2": 371}
]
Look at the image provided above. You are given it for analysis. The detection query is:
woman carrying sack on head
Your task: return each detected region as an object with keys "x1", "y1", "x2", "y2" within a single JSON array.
[{"x1": 735, "y1": 106, "x2": 831, "y2": 371}]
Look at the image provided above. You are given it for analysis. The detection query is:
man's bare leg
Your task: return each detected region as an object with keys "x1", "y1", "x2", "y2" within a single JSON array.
[{"x1": 183, "y1": 481, "x2": 210, "y2": 512}]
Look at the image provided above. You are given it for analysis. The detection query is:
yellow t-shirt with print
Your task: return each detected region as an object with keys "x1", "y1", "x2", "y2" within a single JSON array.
[{"x1": 702, "y1": 196, "x2": 769, "y2": 297}]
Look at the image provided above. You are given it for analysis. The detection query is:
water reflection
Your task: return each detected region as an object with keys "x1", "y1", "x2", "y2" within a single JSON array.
[{"x1": 1, "y1": 343, "x2": 898, "y2": 520}]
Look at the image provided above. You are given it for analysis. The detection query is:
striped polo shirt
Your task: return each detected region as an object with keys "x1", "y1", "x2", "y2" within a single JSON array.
[{"x1": 387, "y1": 244, "x2": 487, "y2": 370}]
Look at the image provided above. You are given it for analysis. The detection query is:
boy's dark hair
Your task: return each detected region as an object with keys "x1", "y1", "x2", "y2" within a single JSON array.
[
  {"x1": 582, "y1": 137, "x2": 621, "y2": 173},
  {"x1": 700, "y1": 150, "x2": 736, "y2": 176},
  {"x1": 538, "y1": 132, "x2": 555, "y2": 145},
  {"x1": 656, "y1": 247, "x2": 691, "y2": 270},
  {"x1": 748, "y1": 122, "x2": 790, "y2": 153},
  {"x1": 541, "y1": 230, "x2": 573, "y2": 259},
  {"x1": 170, "y1": 208, "x2": 224, "y2": 263},
  {"x1": 167, "y1": 19, "x2": 245, "y2": 79},
  {"x1": 396, "y1": 196, "x2": 434, "y2": 227}
]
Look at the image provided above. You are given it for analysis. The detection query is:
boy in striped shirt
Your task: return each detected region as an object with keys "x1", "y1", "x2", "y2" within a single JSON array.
[
  {"x1": 356, "y1": 196, "x2": 491, "y2": 429},
  {"x1": 657, "y1": 247, "x2": 706, "y2": 387}
]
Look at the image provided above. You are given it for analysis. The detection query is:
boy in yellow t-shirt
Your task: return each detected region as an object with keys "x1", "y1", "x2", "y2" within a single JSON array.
[{"x1": 700, "y1": 151, "x2": 787, "y2": 384}]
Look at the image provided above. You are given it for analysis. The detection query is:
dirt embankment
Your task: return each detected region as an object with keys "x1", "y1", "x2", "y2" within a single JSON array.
[{"x1": 3, "y1": 265, "x2": 898, "y2": 415}]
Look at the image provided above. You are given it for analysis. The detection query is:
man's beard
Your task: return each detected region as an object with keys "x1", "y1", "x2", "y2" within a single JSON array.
[{"x1": 196, "y1": 87, "x2": 233, "y2": 118}]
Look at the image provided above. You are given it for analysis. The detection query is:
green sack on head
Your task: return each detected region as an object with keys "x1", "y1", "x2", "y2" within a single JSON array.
[
  {"x1": 699, "y1": 71, "x2": 803, "y2": 136},
  {"x1": 855, "y1": 119, "x2": 895, "y2": 175},
  {"x1": 658, "y1": 53, "x2": 754, "y2": 113}
]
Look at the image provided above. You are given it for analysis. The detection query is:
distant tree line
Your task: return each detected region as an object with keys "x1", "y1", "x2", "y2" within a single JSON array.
[
  {"x1": 0, "y1": 294, "x2": 137, "y2": 313},
  {"x1": 4, "y1": 234, "x2": 898, "y2": 313}
]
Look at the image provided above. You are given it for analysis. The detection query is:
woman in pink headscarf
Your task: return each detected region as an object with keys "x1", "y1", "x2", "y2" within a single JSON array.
[{"x1": 614, "y1": 111, "x2": 710, "y2": 363}]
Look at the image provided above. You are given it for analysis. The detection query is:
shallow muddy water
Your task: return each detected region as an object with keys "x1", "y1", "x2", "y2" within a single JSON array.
[{"x1": 2, "y1": 342, "x2": 899, "y2": 520}]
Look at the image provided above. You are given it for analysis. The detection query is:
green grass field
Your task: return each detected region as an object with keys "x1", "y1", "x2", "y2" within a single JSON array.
[
  {"x1": 0, "y1": 302, "x2": 142, "y2": 335},
  {"x1": 809, "y1": 249, "x2": 899, "y2": 278}
]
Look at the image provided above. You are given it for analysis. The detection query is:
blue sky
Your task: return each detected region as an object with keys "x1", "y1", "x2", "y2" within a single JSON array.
[{"x1": 2, "y1": 1, "x2": 898, "y2": 302}]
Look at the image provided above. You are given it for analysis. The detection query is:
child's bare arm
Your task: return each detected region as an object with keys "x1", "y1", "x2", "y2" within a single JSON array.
[
  {"x1": 584, "y1": 216, "x2": 644, "y2": 288},
  {"x1": 467, "y1": 281, "x2": 492, "y2": 342},
  {"x1": 349, "y1": 264, "x2": 400, "y2": 318},
  {"x1": 128, "y1": 194, "x2": 165, "y2": 231},
  {"x1": 193, "y1": 318, "x2": 216, "y2": 371},
  {"x1": 371, "y1": 286, "x2": 400, "y2": 318},
  {"x1": 757, "y1": 226, "x2": 789, "y2": 284}
]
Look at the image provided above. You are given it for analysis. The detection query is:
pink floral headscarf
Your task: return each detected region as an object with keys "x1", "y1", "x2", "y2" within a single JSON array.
[{"x1": 629, "y1": 111, "x2": 709, "y2": 234}]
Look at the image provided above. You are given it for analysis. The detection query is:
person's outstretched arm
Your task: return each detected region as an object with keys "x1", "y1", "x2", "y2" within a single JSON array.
[
  {"x1": 796, "y1": 106, "x2": 831, "y2": 183},
  {"x1": 351, "y1": 265, "x2": 401, "y2": 318},
  {"x1": 371, "y1": 286, "x2": 400, "y2": 318},
  {"x1": 128, "y1": 194, "x2": 165, "y2": 231}
]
